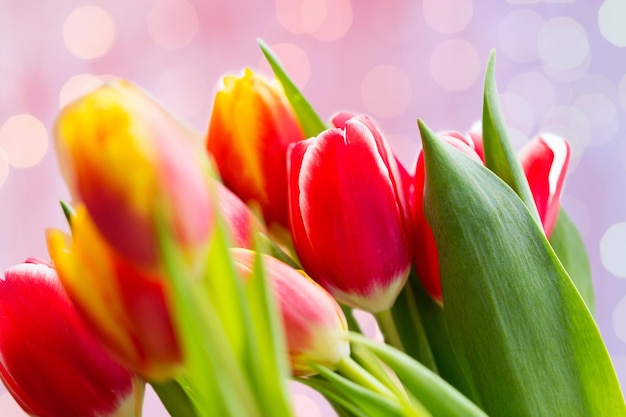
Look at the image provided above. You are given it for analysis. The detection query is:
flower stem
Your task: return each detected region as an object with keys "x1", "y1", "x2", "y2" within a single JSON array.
[
  {"x1": 374, "y1": 308, "x2": 405, "y2": 352},
  {"x1": 336, "y1": 356, "x2": 396, "y2": 401}
]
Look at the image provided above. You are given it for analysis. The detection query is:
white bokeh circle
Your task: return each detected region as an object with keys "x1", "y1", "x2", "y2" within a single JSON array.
[
  {"x1": 537, "y1": 17, "x2": 589, "y2": 73},
  {"x1": 422, "y1": 0, "x2": 473, "y2": 34},
  {"x1": 430, "y1": 39, "x2": 481, "y2": 91},
  {"x1": 599, "y1": 0, "x2": 626, "y2": 47},
  {"x1": 601, "y1": 223, "x2": 626, "y2": 278},
  {"x1": 0, "y1": 115, "x2": 49, "y2": 169},
  {"x1": 498, "y1": 9, "x2": 544, "y2": 63},
  {"x1": 63, "y1": 6, "x2": 116, "y2": 60}
]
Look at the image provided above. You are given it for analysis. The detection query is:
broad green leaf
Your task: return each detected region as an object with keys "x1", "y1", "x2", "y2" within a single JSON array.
[
  {"x1": 351, "y1": 333, "x2": 487, "y2": 417},
  {"x1": 419, "y1": 120, "x2": 625, "y2": 417},
  {"x1": 258, "y1": 39, "x2": 327, "y2": 137},
  {"x1": 549, "y1": 208, "x2": 595, "y2": 313},
  {"x1": 482, "y1": 51, "x2": 539, "y2": 223}
]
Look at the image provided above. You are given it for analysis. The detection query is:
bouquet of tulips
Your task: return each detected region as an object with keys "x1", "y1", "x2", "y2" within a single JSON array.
[{"x1": 0, "y1": 41, "x2": 623, "y2": 417}]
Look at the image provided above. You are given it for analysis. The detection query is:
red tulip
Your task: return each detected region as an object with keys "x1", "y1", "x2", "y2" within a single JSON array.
[
  {"x1": 288, "y1": 117, "x2": 411, "y2": 313},
  {"x1": 412, "y1": 131, "x2": 571, "y2": 302},
  {"x1": 207, "y1": 68, "x2": 305, "y2": 231},
  {"x1": 0, "y1": 259, "x2": 140, "y2": 417},
  {"x1": 231, "y1": 249, "x2": 349, "y2": 377}
]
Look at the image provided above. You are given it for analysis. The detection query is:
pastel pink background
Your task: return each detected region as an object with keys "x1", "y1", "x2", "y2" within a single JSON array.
[{"x1": 1, "y1": 0, "x2": 626, "y2": 415}]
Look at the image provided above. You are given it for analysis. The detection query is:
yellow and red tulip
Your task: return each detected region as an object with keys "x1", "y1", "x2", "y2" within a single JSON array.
[
  {"x1": 230, "y1": 249, "x2": 349, "y2": 377},
  {"x1": 411, "y1": 131, "x2": 571, "y2": 302},
  {"x1": 55, "y1": 80, "x2": 213, "y2": 269},
  {"x1": 288, "y1": 117, "x2": 412, "y2": 313},
  {"x1": 0, "y1": 259, "x2": 140, "y2": 417},
  {"x1": 206, "y1": 68, "x2": 305, "y2": 231},
  {"x1": 47, "y1": 207, "x2": 181, "y2": 381}
]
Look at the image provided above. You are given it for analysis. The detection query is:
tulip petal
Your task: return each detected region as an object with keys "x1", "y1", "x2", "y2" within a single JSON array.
[
  {"x1": 296, "y1": 121, "x2": 410, "y2": 312},
  {"x1": 519, "y1": 134, "x2": 570, "y2": 237}
]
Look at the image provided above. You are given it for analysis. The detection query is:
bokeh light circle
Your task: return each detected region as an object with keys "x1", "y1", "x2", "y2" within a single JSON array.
[
  {"x1": 498, "y1": 10, "x2": 544, "y2": 63},
  {"x1": 63, "y1": 6, "x2": 116, "y2": 59},
  {"x1": 601, "y1": 223, "x2": 626, "y2": 278},
  {"x1": 539, "y1": 106, "x2": 590, "y2": 171},
  {"x1": 361, "y1": 65, "x2": 412, "y2": 118},
  {"x1": 310, "y1": 0, "x2": 352, "y2": 41},
  {"x1": 537, "y1": 17, "x2": 589, "y2": 72},
  {"x1": 506, "y1": 72, "x2": 556, "y2": 122},
  {"x1": 0, "y1": 115, "x2": 49, "y2": 168},
  {"x1": 430, "y1": 39, "x2": 481, "y2": 91},
  {"x1": 499, "y1": 92, "x2": 534, "y2": 135},
  {"x1": 59, "y1": 74, "x2": 105, "y2": 109},
  {"x1": 573, "y1": 93, "x2": 619, "y2": 146},
  {"x1": 599, "y1": 0, "x2": 626, "y2": 47},
  {"x1": 258, "y1": 43, "x2": 311, "y2": 90},
  {"x1": 275, "y1": 0, "x2": 352, "y2": 41},
  {"x1": 148, "y1": 0, "x2": 198, "y2": 50},
  {"x1": 423, "y1": 0, "x2": 473, "y2": 34}
]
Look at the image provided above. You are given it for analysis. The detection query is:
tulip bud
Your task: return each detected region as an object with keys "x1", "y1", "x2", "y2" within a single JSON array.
[
  {"x1": 47, "y1": 207, "x2": 181, "y2": 381},
  {"x1": 288, "y1": 119, "x2": 411, "y2": 313},
  {"x1": 230, "y1": 249, "x2": 349, "y2": 376},
  {"x1": 0, "y1": 259, "x2": 139, "y2": 417},
  {"x1": 207, "y1": 68, "x2": 305, "y2": 231},
  {"x1": 55, "y1": 80, "x2": 213, "y2": 268},
  {"x1": 411, "y1": 131, "x2": 570, "y2": 302}
]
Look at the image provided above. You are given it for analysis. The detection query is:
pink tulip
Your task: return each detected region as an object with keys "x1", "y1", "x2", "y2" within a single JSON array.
[
  {"x1": 231, "y1": 249, "x2": 349, "y2": 376},
  {"x1": 0, "y1": 259, "x2": 140, "y2": 417}
]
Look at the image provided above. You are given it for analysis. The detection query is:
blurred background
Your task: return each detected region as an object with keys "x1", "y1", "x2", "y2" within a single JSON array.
[{"x1": 1, "y1": 0, "x2": 625, "y2": 415}]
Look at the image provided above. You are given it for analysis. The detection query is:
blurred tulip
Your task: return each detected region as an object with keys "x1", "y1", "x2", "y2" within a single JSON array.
[
  {"x1": 412, "y1": 131, "x2": 570, "y2": 302},
  {"x1": 214, "y1": 179, "x2": 263, "y2": 249},
  {"x1": 47, "y1": 207, "x2": 181, "y2": 381},
  {"x1": 55, "y1": 80, "x2": 213, "y2": 268},
  {"x1": 207, "y1": 68, "x2": 305, "y2": 231},
  {"x1": 231, "y1": 249, "x2": 349, "y2": 377},
  {"x1": 288, "y1": 118, "x2": 411, "y2": 313},
  {"x1": 0, "y1": 259, "x2": 140, "y2": 417}
]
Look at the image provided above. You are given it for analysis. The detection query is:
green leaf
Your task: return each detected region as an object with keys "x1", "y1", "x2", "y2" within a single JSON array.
[
  {"x1": 299, "y1": 378, "x2": 371, "y2": 417},
  {"x1": 351, "y1": 333, "x2": 487, "y2": 417},
  {"x1": 409, "y1": 273, "x2": 480, "y2": 404},
  {"x1": 419, "y1": 120, "x2": 626, "y2": 417},
  {"x1": 150, "y1": 378, "x2": 197, "y2": 417},
  {"x1": 389, "y1": 276, "x2": 438, "y2": 371},
  {"x1": 313, "y1": 364, "x2": 407, "y2": 417},
  {"x1": 60, "y1": 200, "x2": 75, "y2": 227},
  {"x1": 258, "y1": 39, "x2": 327, "y2": 138},
  {"x1": 482, "y1": 51, "x2": 540, "y2": 223},
  {"x1": 243, "y1": 248, "x2": 295, "y2": 417},
  {"x1": 549, "y1": 208, "x2": 595, "y2": 313}
]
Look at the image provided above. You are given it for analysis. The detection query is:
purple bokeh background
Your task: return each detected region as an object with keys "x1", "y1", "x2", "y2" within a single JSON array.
[{"x1": 1, "y1": 0, "x2": 625, "y2": 415}]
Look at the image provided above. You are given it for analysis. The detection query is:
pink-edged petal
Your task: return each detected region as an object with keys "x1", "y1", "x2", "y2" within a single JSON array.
[{"x1": 519, "y1": 134, "x2": 570, "y2": 237}]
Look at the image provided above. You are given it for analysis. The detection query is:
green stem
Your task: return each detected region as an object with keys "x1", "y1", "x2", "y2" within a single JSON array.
[
  {"x1": 393, "y1": 280, "x2": 438, "y2": 372},
  {"x1": 374, "y1": 308, "x2": 405, "y2": 352},
  {"x1": 336, "y1": 356, "x2": 396, "y2": 401}
]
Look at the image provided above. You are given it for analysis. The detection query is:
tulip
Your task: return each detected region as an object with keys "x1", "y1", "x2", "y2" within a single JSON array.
[
  {"x1": 230, "y1": 249, "x2": 349, "y2": 376},
  {"x1": 288, "y1": 118, "x2": 411, "y2": 313},
  {"x1": 206, "y1": 68, "x2": 305, "y2": 231},
  {"x1": 55, "y1": 80, "x2": 213, "y2": 268},
  {"x1": 47, "y1": 206, "x2": 181, "y2": 381},
  {"x1": 214, "y1": 178, "x2": 263, "y2": 249},
  {"x1": 0, "y1": 258, "x2": 140, "y2": 417},
  {"x1": 412, "y1": 131, "x2": 571, "y2": 302}
]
